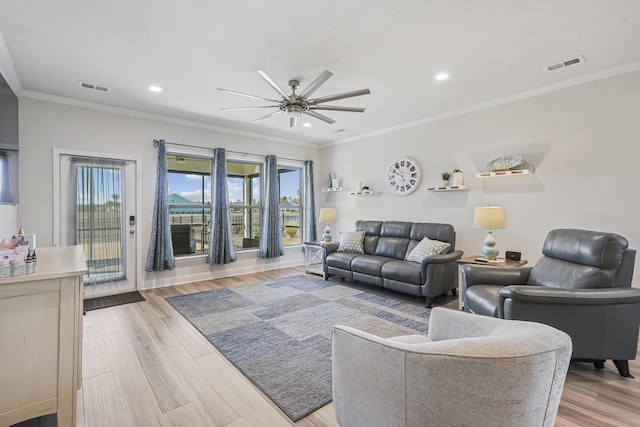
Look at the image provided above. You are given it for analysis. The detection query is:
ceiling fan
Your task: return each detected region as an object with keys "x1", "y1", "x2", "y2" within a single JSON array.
[{"x1": 218, "y1": 70, "x2": 370, "y2": 128}]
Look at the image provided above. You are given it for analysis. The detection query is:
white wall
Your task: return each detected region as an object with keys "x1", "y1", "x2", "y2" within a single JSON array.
[
  {"x1": 0, "y1": 204, "x2": 17, "y2": 238},
  {"x1": 18, "y1": 98, "x2": 320, "y2": 289},
  {"x1": 319, "y1": 70, "x2": 640, "y2": 287}
]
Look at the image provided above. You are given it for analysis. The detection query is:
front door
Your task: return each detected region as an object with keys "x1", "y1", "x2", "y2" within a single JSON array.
[{"x1": 59, "y1": 154, "x2": 138, "y2": 298}]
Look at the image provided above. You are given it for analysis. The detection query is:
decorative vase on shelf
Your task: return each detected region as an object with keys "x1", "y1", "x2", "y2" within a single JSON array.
[
  {"x1": 451, "y1": 171, "x2": 464, "y2": 186},
  {"x1": 326, "y1": 174, "x2": 332, "y2": 189},
  {"x1": 442, "y1": 180, "x2": 450, "y2": 187}
]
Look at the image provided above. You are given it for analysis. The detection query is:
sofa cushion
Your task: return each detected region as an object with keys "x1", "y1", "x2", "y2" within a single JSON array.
[
  {"x1": 381, "y1": 260, "x2": 423, "y2": 285},
  {"x1": 337, "y1": 231, "x2": 365, "y2": 254},
  {"x1": 410, "y1": 223, "x2": 455, "y2": 245},
  {"x1": 380, "y1": 221, "x2": 412, "y2": 238},
  {"x1": 405, "y1": 237, "x2": 451, "y2": 263},
  {"x1": 326, "y1": 252, "x2": 361, "y2": 270},
  {"x1": 542, "y1": 229, "x2": 628, "y2": 269},
  {"x1": 351, "y1": 255, "x2": 390, "y2": 277},
  {"x1": 356, "y1": 221, "x2": 382, "y2": 255},
  {"x1": 375, "y1": 237, "x2": 410, "y2": 259}
]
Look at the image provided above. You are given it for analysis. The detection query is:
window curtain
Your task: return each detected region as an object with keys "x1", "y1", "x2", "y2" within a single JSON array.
[
  {"x1": 70, "y1": 157, "x2": 126, "y2": 284},
  {"x1": 302, "y1": 160, "x2": 317, "y2": 243},
  {"x1": 209, "y1": 148, "x2": 237, "y2": 264},
  {"x1": 259, "y1": 154, "x2": 283, "y2": 258},
  {"x1": 145, "y1": 140, "x2": 175, "y2": 271}
]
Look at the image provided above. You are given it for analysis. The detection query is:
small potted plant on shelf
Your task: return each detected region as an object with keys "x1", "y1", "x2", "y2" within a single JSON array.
[
  {"x1": 441, "y1": 171, "x2": 452, "y2": 186},
  {"x1": 451, "y1": 168, "x2": 464, "y2": 186}
]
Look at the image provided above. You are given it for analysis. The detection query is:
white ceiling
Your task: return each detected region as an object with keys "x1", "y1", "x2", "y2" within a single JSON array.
[{"x1": 1, "y1": 0, "x2": 640, "y2": 146}]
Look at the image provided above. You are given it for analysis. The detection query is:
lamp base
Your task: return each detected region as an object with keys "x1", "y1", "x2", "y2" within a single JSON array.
[
  {"x1": 481, "y1": 230, "x2": 499, "y2": 260},
  {"x1": 322, "y1": 223, "x2": 332, "y2": 243}
]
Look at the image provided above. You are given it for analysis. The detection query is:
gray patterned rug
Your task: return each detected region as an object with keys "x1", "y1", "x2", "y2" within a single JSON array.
[{"x1": 166, "y1": 274, "x2": 431, "y2": 421}]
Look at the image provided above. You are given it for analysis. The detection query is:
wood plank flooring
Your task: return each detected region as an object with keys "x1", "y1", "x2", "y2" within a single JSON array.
[{"x1": 77, "y1": 267, "x2": 640, "y2": 427}]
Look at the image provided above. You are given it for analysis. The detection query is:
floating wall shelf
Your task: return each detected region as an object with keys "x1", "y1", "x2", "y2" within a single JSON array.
[
  {"x1": 349, "y1": 191, "x2": 378, "y2": 196},
  {"x1": 426, "y1": 185, "x2": 469, "y2": 192},
  {"x1": 476, "y1": 170, "x2": 531, "y2": 178},
  {"x1": 322, "y1": 187, "x2": 343, "y2": 192}
]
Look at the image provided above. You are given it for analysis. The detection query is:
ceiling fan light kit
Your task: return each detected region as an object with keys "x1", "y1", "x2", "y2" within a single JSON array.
[{"x1": 218, "y1": 70, "x2": 370, "y2": 128}]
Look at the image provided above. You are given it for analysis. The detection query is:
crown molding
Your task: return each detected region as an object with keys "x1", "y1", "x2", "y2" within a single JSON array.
[
  {"x1": 328, "y1": 59, "x2": 640, "y2": 147},
  {"x1": 18, "y1": 89, "x2": 321, "y2": 149}
]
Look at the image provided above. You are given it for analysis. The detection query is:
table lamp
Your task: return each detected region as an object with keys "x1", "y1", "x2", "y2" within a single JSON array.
[
  {"x1": 318, "y1": 208, "x2": 337, "y2": 243},
  {"x1": 473, "y1": 206, "x2": 506, "y2": 260}
]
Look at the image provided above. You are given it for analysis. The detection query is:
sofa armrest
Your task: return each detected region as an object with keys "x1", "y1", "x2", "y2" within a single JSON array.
[
  {"x1": 420, "y1": 249, "x2": 464, "y2": 266},
  {"x1": 496, "y1": 286, "x2": 640, "y2": 359},
  {"x1": 460, "y1": 264, "x2": 532, "y2": 289},
  {"x1": 324, "y1": 241, "x2": 340, "y2": 257},
  {"x1": 498, "y1": 286, "x2": 640, "y2": 306}
]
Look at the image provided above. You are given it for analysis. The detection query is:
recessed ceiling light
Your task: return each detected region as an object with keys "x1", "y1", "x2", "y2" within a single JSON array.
[
  {"x1": 303, "y1": 122, "x2": 311, "y2": 127},
  {"x1": 149, "y1": 85, "x2": 163, "y2": 92},
  {"x1": 435, "y1": 73, "x2": 449, "y2": 81}
]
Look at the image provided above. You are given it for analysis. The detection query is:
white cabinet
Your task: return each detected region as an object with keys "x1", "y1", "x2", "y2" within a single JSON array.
[{"x1": 0, "y1": 246, "x2": 86, "y2": 427}]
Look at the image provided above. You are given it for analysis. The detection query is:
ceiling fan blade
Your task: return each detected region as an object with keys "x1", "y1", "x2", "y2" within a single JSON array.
[
  {"x1": 217, "y1": 88, "x2": 279, "y2": 103},
  {"x1": 256, "y1": 70, "x2": 289, "y2": 98},
  {"x1": 253, "y1": 109, "x2": 283, "y2": 123},
  {"x1": 309, "y1": 88, "x2": 371, "y2": 105},
  {"x1": 304, "y1": 110, "x2": 336, "y2": 125},
  {"x1": 308, "y1": 105, "x2": 366, "y2": 113},
  {"x1": 299, "y1": 70, "x2": 333, "y2": 99},
  {"x1": 220, "y1": 106, "x2": 279, "y2": 111},
  {"x1": 290, "y1": 117, "x2": 297, "y2": 128}
]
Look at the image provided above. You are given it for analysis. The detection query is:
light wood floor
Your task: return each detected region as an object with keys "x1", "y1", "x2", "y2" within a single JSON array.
[{"x1": 77, "y1": 267, "x2": 640, "y2": 427}]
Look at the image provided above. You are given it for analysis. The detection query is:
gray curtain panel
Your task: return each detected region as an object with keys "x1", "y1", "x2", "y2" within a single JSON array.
[
  {"x1": 302, "y1": 160, "x2": 317, "y2": 243},
  {"x1": 259, "y1": 154, "x2": 283, "y2": 258},
  {"x1": 145, "y1": 140, "x2": 175, "y2": 271},
  {"x1": 208, "y1": 148, "x2": 237, "y2": 264}
]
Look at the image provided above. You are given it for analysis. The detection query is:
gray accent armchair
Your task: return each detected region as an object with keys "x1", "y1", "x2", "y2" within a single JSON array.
[
  {"x1": 332, "y1": 307, "x2": 572, "y2": 427},
  {"x1": 461, "y1": 229, "x2": 640, "y2": 377}
]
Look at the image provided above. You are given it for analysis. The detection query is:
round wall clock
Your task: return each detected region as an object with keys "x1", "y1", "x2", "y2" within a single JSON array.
[{"x1": 386, "y1": 157, "x2": 421, "y2": 195}]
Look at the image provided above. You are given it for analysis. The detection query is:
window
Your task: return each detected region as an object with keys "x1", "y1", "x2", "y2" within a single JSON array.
[
  {"x1": 227, "y1": 160, "x2": 261, "y2": 250},
  {"x1": 167, "y1": 155, "x2": 211, "y2": 256},
  {"x1": 166, "y1": 151, "x2": 306, "y2": 256},
  {"x1": 279, "y1": 167, "x2": 301, "y2": 246}
]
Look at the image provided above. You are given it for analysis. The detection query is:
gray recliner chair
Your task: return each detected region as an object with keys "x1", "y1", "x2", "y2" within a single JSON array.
[{"x1": 461, "y1": 229, "x2": 640, "y2": 377}]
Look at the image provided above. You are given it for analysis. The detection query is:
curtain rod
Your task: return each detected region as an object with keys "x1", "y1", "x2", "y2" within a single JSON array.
[{"x1": 152, "y1": 139, "x2": 307, "y2": 163}]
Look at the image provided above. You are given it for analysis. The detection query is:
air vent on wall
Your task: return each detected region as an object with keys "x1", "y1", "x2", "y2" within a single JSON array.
[
  {"x1": 545, "y1": 55, "x2": 584, "y2": 72},
  {"x1": 80, "y1": 81, "x2": 110, "y2": 92}
]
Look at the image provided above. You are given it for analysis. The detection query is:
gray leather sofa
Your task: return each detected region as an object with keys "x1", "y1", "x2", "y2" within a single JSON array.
[
  {"x1": 461, "y1": 228, "x2": 640, "y2": 377},
  {"x1": 324, "y1": 220, "x2": 463, "y2": 307}
]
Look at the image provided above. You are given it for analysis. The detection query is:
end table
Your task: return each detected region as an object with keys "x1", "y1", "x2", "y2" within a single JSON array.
[{"x1": 304, "y1": 241, "x2": 327, "y2": 279}]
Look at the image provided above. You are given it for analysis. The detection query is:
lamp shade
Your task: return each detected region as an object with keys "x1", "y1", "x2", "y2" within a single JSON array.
[
  {"x1": 473, "y1": 206, "x2": 505, "y2": 230},
  {"x1": 319, "y1": 208, "x2": 337, "y2": 223}
]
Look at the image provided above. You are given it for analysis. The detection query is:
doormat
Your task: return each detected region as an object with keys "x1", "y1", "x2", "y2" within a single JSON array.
[{"x1": 84, "y1": 291, "x2": 145, "y2": 311}]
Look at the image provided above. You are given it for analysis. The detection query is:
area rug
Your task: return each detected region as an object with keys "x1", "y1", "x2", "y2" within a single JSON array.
[
  {"x1": 165, "y1": 275, "x2": 430, "y2": 421},
  {"x1": 84, "y1": 290, "x2": 145, "y2": 311}
]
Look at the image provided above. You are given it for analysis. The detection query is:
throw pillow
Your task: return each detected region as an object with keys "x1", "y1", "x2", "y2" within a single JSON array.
[
  {"x1": 337, "y1": 231, "x2": 366, "y2": 254},
  {"x1": 405, "y1": 237, "x2": 451, "y2": 263}
]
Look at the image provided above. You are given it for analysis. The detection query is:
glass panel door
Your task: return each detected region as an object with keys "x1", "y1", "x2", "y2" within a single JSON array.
[{"x1": 75, "y1": 163, "x2": 125, "y2": 284}]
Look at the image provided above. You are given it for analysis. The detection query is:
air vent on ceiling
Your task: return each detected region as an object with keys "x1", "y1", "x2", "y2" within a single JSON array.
[
  {"x1": 80, "y1": 81, "x2": 110, "y2": 92},
  {"x1": 545, "y1": 55, "x2": 585, "y2": 72}
]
